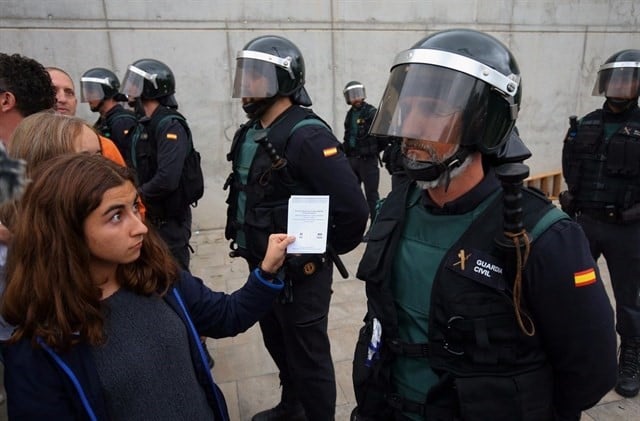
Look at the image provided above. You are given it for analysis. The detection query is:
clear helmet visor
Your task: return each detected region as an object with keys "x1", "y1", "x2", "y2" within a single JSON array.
[
  {"x1": 79, "y1": 80, "x2": 105, "y2": 102},
  {"x1": 592, "y1": 64, "x2": 640, "y2": 98},
  {"x1": 232, "y1": 58, "x2": 279, "y2": 99},
  {"x1": 371, "y1": 64, "x2": 489, "y2": 145},
  {"x1": 344, "y1": 85, "x2": 366, "y2": 104},
  {"x1": 120, "y1": 66, "x2": 147, "y2": 100}
]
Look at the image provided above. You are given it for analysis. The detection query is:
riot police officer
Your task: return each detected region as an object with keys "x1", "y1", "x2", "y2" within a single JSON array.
[
  {"x1": 561, "y1": 49, "x2": 640, "y2": 398},
  {"x1": 80, "y1": 67, "x2": 137, "y2": 162},
  {"x1": 351, "y1": 29, "x2": 616, "y2": 420},
  {"x1": 342, "y1": 81, "x2": 384, "y2": 224},
  {"x1": 226, "y1": 35, "x2": 368, "y2": 421},
  {"x1": 120, "y1": 58, "x2": 194, "y2": 270}
]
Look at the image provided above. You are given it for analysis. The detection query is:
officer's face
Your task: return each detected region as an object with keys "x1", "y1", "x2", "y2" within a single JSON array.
[
  {"x1": 398, "y1": 96, "x2": 463, "y2": 162},
  {"x1": 240, "y1": 71, "x2": 272, "y2": 103},
  {"x1": 350, "y1": 98, "x2": 364, "y2": 108},
  {"x1": 607, "y1": 68, "x2": 640, "y2": 100},
  {"x1": 88, "y1": 99, "x2": 103, "y2": 113}
]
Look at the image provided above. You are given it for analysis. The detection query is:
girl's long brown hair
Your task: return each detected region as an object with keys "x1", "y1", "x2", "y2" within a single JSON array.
[{"x1": 1, "y1": 154, "x2": 178, "y2": 350}]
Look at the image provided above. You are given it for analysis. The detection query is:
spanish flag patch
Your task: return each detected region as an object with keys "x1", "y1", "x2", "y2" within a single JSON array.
[
  {"x1": 166, "y1": 133, "x2": 178, "y2": 140},
  {"x1": 323, "y1": 147, "x2": 338, "y2": 157},
  {"x1": 574, "y1": 268, "x2": 596, "y2": 287}
]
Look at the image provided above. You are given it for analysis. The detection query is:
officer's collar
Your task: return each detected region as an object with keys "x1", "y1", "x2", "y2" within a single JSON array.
[{"x1": 421, "y1": 167, "x2": 500, "y2": 215}]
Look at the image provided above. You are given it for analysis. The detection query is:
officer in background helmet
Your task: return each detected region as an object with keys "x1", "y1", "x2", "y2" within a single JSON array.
[
  {"x1": 232, "y1": 34, "x2": 312, "y2": 117},
  {"x1": 120, "y1": 58, "x2": 193, "y2": 270},
  {"x1": 351, "y1": 29, "x2": 616, "y2": 421},
  {"x1": 341, "y1": 81, "x2": 386, "y2": 230},
  {"x1": 80, "y1": 67, "x2": 137, "y2": 161},
  {"x1": 561, "y1": 49, "x2": 640, "y2": 398},
  {"x1": 227, "y1": 35, "x2": 368, "y2": 421}
]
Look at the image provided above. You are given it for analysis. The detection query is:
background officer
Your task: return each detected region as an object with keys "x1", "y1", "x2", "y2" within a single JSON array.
[
  {"x1": 226, "y1": 35, "x2": 368, "y2": 421},
  {"x1": 80, "y1": 67, "x2": 137, "y2": 162},
  {"x1": 351, "y1": 29, "x2": 616, "y2": 420},
  {"x1": 120, "y1": 58, "x2": 193, "y2": 270},
  {"x1": 342, "y1": 81, "x2": 384, "y2": 226},
  {"x1": 561, "y1": 49, "x2": 640, "y2": 398}
]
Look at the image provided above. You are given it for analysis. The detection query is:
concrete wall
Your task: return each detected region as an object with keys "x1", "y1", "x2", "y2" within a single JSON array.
[{"x1": 1, "y1": 0, "x2": 639, "y2": 230}]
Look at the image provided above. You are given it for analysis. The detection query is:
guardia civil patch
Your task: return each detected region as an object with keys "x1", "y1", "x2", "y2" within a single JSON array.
[{"x1": 446, "y1": 248, "x2": 506, "y2": 291}]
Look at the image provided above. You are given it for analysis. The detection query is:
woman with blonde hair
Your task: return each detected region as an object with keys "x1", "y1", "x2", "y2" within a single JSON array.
[
  {"x1": 1, "y1": 154, "x2": 294, "y2": 420},
  {"x1": 8, "y1": 110, "x2": 125, "y2": 169},
  {"x1": 0, "y1": 111, "x2": 136, "y2": 228}
]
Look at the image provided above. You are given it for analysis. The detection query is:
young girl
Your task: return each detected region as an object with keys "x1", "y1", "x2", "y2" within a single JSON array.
[{"x1": 1, "y1": 154, "x2": 294, "y2": 420}]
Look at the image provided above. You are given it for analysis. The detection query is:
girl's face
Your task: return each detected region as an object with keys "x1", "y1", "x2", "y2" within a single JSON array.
[
  {"x1": 75, "y1": 125, "x2": 102, "y2": 155},
  {"x1": 83, "y1": 181, "x2": 147, "y2": 272}
]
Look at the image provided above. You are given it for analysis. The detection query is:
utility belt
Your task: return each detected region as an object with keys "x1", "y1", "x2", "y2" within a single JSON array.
[
  {"x1": 385, "y1": 393, "x2": 459, "y2": 421},
  {"x1": 231, "y1": 244, "x2": 331, "y2": 303},
  {"x1": 576, "y1": 206, "x2": 619, "y2": 223},
  {"x1": 577, "y1": 202, "x2": 640, "y2": 224},
  {"x1": 346, "y1": 150, "x2": 377, "y2": 160}
]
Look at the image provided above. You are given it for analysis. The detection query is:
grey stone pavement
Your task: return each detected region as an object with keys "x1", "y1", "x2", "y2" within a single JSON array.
[{"x1": 0, "y1": 228, "x2": 637, "y2": 420}]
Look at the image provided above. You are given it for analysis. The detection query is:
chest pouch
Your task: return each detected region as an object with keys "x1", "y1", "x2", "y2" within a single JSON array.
[{"x1": 606, "y1": 129, "x2": 640, "y2": 177}]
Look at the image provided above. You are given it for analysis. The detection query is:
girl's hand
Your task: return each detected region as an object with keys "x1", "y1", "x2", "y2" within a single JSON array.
[{"x1": 261, "y1": 234, "x2": 295, "y2": 273}]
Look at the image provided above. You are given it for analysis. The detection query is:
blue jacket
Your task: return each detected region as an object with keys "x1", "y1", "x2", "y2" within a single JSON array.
[{"x1": 2, "y1": 269, "x2": 283, "y2": 420}]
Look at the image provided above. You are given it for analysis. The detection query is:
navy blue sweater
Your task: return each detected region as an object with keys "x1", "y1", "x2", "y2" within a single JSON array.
[{"x1": 2, "y1": 269, "x2": 283, "y2": 420}]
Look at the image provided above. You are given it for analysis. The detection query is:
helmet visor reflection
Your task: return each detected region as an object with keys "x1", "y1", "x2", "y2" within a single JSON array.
[
  {"x1": 371, "y1": 64, "x2": 485, "y2": 144},
  {"x1": 232, "y1": 58, "x2": 279, "y2": 99},
  {"x1": 120, "y1": 67, "x2": 145, "y2": 100},
  {"x1": 592, "y1": 66, "x2": 640, "y2": 98},
  {"x1": 344, "y1": 85, "x2": 366, "y2": 104},
  {"x1": 79, "y1": 81, "x2": 105, "y2": 102}
]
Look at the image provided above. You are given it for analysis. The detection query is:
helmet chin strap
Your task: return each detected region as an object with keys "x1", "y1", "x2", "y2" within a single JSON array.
[
  {"x1": 90, "y1": 99, "x2": 105, "y2": 113},
  {"x1": 403, "y1": 146, "x2": 472, "y2": 190},
  {"x1": 607, "y1": 97, "x2": 637, "y2": 111},
  {"x1": 129, "y1": 97, "x2": 146, "y2": 119},
  {"x1": 242, "y1": 96, "x2": 278, "y2": 120}
]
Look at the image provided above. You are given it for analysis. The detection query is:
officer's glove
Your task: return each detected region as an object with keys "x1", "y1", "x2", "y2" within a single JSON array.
[{"x1": 558, "y1": 190, "x2": 576, "y2": 218}]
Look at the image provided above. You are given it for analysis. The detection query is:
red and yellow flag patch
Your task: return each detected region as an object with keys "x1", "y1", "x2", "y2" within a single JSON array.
[
  {"x1": 166, "y1": 133, "x2": 178, "y2": 140},
  {"x1": 574, "y1": 268, "x2": 596, "y2": 287},
  {"x1": 323, "y1": 147, "x2": 338, "y2": 157}
]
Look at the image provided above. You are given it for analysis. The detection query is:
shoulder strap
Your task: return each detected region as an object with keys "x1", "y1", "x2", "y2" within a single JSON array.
[
  {"x1": 227, "y1": 106, "x2": 330, "y2": 162},
  {"x1": 151, "y1": 109, "x2": 194, "y2": 150},
  {"x1": 106, "y1": 109, "x2": 137, "y2": 126},
  {"x1": 289, "y1": 116, "x2": 330, "y2": 134},
  {"x1": 529, "y1": 206, "x2": 568, "y2": 240},
  {"x1": 267, "y1": 106, "x2": 331, "y2": 154}
]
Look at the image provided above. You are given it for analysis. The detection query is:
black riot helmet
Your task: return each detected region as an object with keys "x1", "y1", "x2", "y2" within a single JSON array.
[
  {"x1": 121, "y1": 58, "x2": 177, "y2": 107},
  {"x1": 80, "y1": 68, "x2": 126, "y2": 102},
  {"x1": 232, "y1": 35, "x2": 312, "y2": 108},
  {"x1": 592, "y1": 49, "x2": 640, "y2": 103},
  {"x1": 371, "y1": 29, "x2": 521, "y2": 158},
  {"x1": 343, "y1": 81, "x2": 366, "y2": 105}
]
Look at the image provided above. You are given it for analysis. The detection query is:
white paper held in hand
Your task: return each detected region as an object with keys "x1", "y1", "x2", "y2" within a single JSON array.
[{"x1": 287, "y1": 195, "x2": 330, "y2": 254}]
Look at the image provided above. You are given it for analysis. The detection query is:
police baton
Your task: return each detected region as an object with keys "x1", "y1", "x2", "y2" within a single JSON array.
[{"x1": 326, "y1": 245, "x2": 349, "y2": 279}]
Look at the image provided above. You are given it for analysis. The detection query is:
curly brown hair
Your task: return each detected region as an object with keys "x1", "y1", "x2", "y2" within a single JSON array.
[
  {"x1": 0, "y1": 53, "x2": 56, "y2": 116},
  {"x1": 1, "y1": 154, "x2": 178, "y2": 351}
]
